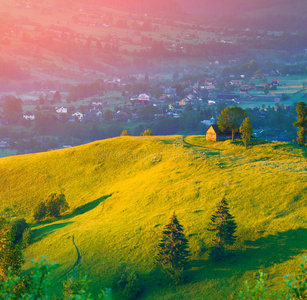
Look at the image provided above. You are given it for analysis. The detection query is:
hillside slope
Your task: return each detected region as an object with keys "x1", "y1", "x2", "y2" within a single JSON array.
[
  {"x1": 1, "y1": 136, "x2": 307, "y2": 299},
  {"x1": 178, "y1": 0, "x2": 307, "y2": 18}
]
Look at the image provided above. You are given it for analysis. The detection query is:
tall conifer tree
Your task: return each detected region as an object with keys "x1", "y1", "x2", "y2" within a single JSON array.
[
  {"x1": 156, "y1": 212, "x2": 190, "y2": 284},
  {"x1": 208, "y1": 198, "x2": 237, "y2": 260}
]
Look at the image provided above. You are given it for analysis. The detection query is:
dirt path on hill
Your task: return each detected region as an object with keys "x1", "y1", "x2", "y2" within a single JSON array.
[
  {"x1": 72, "y1": 234, "x2": 82, "y2": 265},
  {"x1": 59, "y1": 234, "x2": 82, "y2": 279}
]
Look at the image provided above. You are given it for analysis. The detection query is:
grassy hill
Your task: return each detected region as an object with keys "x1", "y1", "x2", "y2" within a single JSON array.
[{"x1": 1, "y1": 136, "x2": 307, "y2": 299}]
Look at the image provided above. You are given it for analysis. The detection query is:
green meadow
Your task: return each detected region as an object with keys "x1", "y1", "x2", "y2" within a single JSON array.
[{"x1": 0, "y1": 135, "x2": 307, "y2": 299}]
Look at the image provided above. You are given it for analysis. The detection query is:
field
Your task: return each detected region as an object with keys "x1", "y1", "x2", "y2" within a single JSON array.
[
  {"x1": 0, "y1": 135, "x2": 307, "y2": 299},
  {"x1": 238, "y1": 75, "x2": 307, "y2": 109},
  {"x1": 0, "y1": 149, "x2": 17, "y2": 158}
]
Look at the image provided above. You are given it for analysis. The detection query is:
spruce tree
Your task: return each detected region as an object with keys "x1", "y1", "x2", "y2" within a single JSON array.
[
  {"x1": 208, "y1": 198, "x2": 237, "y2": 260},
  {"x1": 156, "y1": 212, "x2": 190, "y2": 284}
]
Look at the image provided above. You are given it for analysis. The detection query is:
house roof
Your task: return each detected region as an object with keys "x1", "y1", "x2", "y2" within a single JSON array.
[{"x1": 206, "y1": 124, "x2": 231, "y2": 135}]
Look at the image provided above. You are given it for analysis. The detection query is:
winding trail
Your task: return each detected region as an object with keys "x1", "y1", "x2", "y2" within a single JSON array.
[
  {"x1": 72, "y1": 235, "x2": 82, "y2": 265},
  {"x1": 59, "y1": 234, "x2": 82, "y2": 279}
]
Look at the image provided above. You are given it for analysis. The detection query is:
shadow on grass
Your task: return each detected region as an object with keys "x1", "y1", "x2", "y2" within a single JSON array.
[
  {"x1": 206, "y1": 151, "x2": 221, "y2": 156},
  {"x1": 159, "y1": 139, "x2": 179, "y2": 145},
  {"x1": 32, "y1": 222, "x2": 74, "y2": 243},
  {"x1": 239, "y1": 227, "x2": 307, "y2": 269},
  {"x1": 231, "y1": 138, "x2": 270, "y2": 147},
  {"x1": 30, "y1": 195, "x2": 112, "y2": 229},
  {"x1": 188, "y1": 227, "x2": 307, "y2": 282},
  {"x1": 69, "y1": 194, "x2": 112, "y2": 217}
]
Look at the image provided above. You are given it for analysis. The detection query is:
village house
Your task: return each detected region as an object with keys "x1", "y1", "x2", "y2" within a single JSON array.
[
  {"x1": 179, "y1": 98, "x2": 191, "y2": 106},
  {"x1": 205, "y1": 124, "x2": 232, "y2": 141},
  {"x1": 55, "y1": 106, "x2": 68, "y2": 114},
  {"x1": 71, "y1": 111, "x2": 84, "y2": 122},
  {"x1": 138, "y1": 93, "x2": 150, "y2": 105},
  {"x1": 23, "y1": 111, "x2": 36, "y2": 120},
  {"x1": 91, "y1": 99, "x2": 103, "y2": 106}
]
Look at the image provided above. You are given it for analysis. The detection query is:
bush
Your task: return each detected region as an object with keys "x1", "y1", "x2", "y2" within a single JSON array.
[
  {"x1": 22, "y1": 228, "x2": 32, "y2": 248},
  {"x1": 112, "y1": 263, "x2": 141, "y2": 300},
  {"x1": 120, "y1": 130, "x2": 130, "y2": 136},
  {"x1": 10, "y1": 218, "x2": 29, "y2": 244},
  {"x1": 33, "y1": 202, "x2": 47, "y2": 222},
  {"x1": 141, "y1": 129, "x2": 154, "y2": 136},
  {"x1": 239, "y1": 258, "x2": 307, "y2": 300},
  {"x1": 45, "y1": 193, "x2": 69, "y2": 218},
  {"x1": 62, "y1": 275, "x2": 93, "y2": 299},
  {"x1": 0, "y1": 259, "x2": 106, "y2": 299}
]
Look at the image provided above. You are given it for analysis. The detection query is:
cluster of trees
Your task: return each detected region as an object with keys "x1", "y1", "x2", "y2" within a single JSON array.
[
  {"x1": 246, "y1": 103, "x2": 297, "y2": 138},
  {"x1": 33, "y1": 193, "x2": 69, "y2": 222},
  {"x1": 217, "y1": 106, "x2": 253, "y2": 149},
  {"x1": 217, "y1": 102, "x2": 307, "y2": 148},
  {"x1": 222, "y1": 61, "x2": 259, "y2": 79},
  {"x1": 156, "y1": 198, "x2": 237, "y2": 284}
]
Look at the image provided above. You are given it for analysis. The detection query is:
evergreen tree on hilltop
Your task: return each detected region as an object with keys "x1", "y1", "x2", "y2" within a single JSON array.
[
  {"x1": 156, "y1": 212, "x2": 190, "y2": 284},
  {"x1": 208, "y1": 198, "x2": 237, "y2": 260}
]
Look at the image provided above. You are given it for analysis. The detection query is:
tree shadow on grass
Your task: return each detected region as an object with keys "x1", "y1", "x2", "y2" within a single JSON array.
[
  {"x1": 68, "y1": 194, "x2": 112, "y2": 218},
  {"x1": 237, "y1": 227, "x2": 307, "y2": 270},
  {"x1": 32, "y1": 222, "x2": 74, "y2": 243},
  {"x1": 188, "y1": 227, "x2": 307, "y2": 282},
  {"x1": 231, "y1": 138, "x2": 270, "y2": 147}
]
